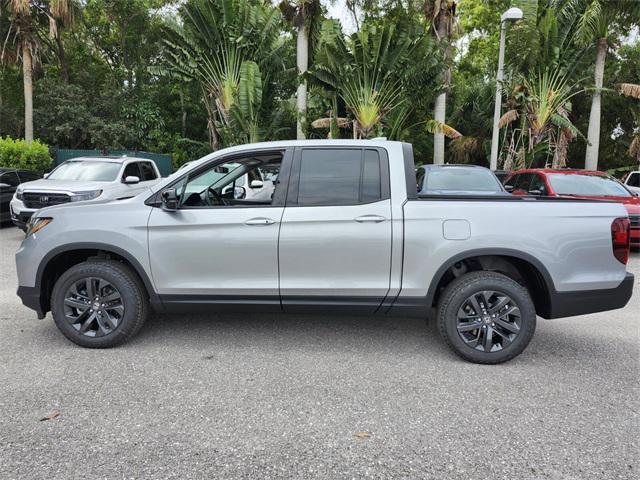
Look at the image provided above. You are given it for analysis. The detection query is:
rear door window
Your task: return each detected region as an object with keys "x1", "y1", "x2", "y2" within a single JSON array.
[
  {"x1": 295, "y1": 148, "x2": 387, "y2": 206},
  {"x1": 628, "y1": 172, "x2": 640, "y2": 187}
]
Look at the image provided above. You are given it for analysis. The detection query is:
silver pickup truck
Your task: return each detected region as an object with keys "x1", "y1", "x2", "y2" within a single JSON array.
[{"x1": 15, "y1": 140, "x2": 634, "y2": 363}]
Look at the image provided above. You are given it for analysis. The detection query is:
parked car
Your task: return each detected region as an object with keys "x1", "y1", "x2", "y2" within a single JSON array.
[
  {"x1": 504, "y1": 169, "x2": 640, "y2": 248},
  {"x1": 623, "y1": 170, "x2": 640, "y2": 195},
  {"x1": 10, "y1": 156, "x2": 161, "y2": 231},
  {"x1": 15, "y1": 141, "x2": 634, "y2": 364},
  {"x1": 416, "y1": 164, "x2": 509, "y2": 196},
  {"x1": 0, "y1": 168, "x2": 41, "y2": 225}
]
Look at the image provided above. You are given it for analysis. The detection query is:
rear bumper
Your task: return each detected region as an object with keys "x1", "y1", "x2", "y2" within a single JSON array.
[{"x1": 545, "y1": 273, "x2": 634, "y2": 319}]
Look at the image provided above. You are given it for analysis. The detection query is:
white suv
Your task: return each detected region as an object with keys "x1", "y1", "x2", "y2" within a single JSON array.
[{"x1": 11, "y1": 156, "x2": 161, "y2": 230}]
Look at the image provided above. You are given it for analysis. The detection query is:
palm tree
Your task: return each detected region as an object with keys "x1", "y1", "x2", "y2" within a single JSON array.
[
  {"x1": 573, "y1": 0, "x2": 640, "y2": 170},
  {"x1": 311, "y1": 20, "x2": 413, "y2": 138},
  {"x1": 499, "y1": 69, "x2": 584, "y2": 169},
  {"x1": 279, "y1": 0, "x2": 322, "y2": 140},
  {"x1": 425, "y1": 0, "x2": 456, "y2": 164},
  {"x1": 157, "y1": 0, "x2": 286, "y2": 148},
  {"x1": 618, "y1": 83, "x2": 640, "y2": 164},
  {"x1": 2, "y1": 0, "x2": 78, "y2": 142}
]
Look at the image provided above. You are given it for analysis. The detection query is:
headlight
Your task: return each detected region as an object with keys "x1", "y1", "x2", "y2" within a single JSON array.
[
  {"x1": 70, "y1": 190, "x2": 102, "y2": 202},
  {"x1": 16, "y1": 187, "x2": 23, "y2": 200},
  {"x1": 26, "y1": 217, "x2": 52, "y2": 237}
]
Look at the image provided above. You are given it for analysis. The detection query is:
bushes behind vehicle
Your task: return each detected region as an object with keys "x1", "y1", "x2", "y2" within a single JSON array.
[{"x1": 0, "y1": 137, "x2": 52, "y2": 173}]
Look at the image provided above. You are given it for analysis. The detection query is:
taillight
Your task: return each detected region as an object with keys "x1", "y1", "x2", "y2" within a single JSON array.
[{"x1": 611, "y1": 217, "x2": 630, "y2": 264}]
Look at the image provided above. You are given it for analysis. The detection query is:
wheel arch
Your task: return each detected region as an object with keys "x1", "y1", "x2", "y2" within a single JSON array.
[
  {"x1": 36, "y1": 243, "x2": 160, "y2": 315},
  {"x1": 425, "y1": 248, "x2": 556, "y2": 318}
]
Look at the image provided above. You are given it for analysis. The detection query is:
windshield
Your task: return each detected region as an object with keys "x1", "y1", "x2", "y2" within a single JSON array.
[
  {"x1": 422, "y1": 168, "x2": 502, "y2": 192},
  {"x1": 184, "y1": 162, "x2": 245, "y2": 194},
  {"x1": 48, "y1": 161, "x2": 121, "y2": 182},
  {"x1": 548, "y1": 174, "x2": 631, "y2": 197}
]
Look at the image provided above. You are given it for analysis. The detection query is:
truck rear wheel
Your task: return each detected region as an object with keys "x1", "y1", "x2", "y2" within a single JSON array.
[
  {"x1": 437, "y1": 271, "x2": 536, "y2": 364},
  {"x1": 51, "y1": 260, "x2": 148, "y2": 348}
]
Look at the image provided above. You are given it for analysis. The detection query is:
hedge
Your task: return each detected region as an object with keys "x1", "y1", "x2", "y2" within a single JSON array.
[{"x1": 0, "y1": 137, "x2": 52, "y2": 173}]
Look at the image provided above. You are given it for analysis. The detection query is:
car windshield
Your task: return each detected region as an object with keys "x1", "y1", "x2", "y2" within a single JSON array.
[
  {"x1": 422, "y1": 168, "x2": 502, "y2": 192},
  {"x1": 48, "y1": 161, "x2": 121, "y2": 181},
  {"x1": 183, "y1": 162, "x2": 245, "y2": 194},
  {"x1": 548, "y1": 174, "x2": 631, "y2": 197}
]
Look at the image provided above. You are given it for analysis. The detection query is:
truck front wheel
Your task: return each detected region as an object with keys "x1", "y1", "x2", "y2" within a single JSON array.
[
  {"x1": 437, "y1": 271, "x2": 536, "y2": 364},
  {"x1": 50, "y1": 260, "x2": 148, "y2": 348}
]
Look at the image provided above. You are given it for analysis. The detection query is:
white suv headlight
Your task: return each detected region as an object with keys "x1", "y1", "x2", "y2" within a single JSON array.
[{"x1": 70, "y1": 190, "x2": 102, "y2": 202}]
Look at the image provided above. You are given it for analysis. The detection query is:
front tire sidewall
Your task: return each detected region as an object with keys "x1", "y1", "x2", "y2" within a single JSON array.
[
  {"x1": 51, "y1": 262, "x2": 146, "y2": 348},
  {"x1": 439, "y1": 272, "x2": 536, "y2": 364}
]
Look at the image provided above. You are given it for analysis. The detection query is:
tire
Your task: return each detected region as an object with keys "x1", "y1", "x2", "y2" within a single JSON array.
[
  {"x1": 51, "y1": 260, "x2": 148, "y2": 348},
  {"x1": 437, "y1": 271, "x2": 536, "y2": 364}
]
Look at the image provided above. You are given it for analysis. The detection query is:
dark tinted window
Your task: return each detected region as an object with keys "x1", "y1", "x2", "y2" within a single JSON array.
[
  {"x1": 362, "y1": 150, "x2": 381, "y2": 202},
  {"x1": 139, "y1": 162, "x2": 157, "y2": 181},
  {"x1": 529, "y1": 174, "x2": 547, "y2": 194},
  {"x1": 123, "y1": 162, "x2": 141, "y2": 179},
  {"x1": 628, "y1": 172, "x2": 640, "y2": 187},
  {"x1": 504, "y1": 174, "x2": 518, "y2": 189},
  {"x1": 515, "y1": 173, "x2": 533, "y2": 191},
  {"x1": 299, "y1": 149, "x2": 361, "y2": 205},
  {"x1": 297, "y1": 149, "x2": 384, "y2": 206},
  {"x1": 18, "y1": 171, "x2": 40, "y2": 182},
  {"x1": 0, "y1": 171, "x2": 20, "y2": 187}
]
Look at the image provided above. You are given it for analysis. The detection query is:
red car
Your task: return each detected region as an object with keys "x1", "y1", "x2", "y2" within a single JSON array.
[{"x1": 504, "y1": 169, "x2": 640, "y2": 247}]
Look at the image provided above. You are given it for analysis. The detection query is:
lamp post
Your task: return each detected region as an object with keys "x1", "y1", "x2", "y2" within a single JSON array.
[{"x1": 489, "y1": 7, "x2": 523, "y2": 171}]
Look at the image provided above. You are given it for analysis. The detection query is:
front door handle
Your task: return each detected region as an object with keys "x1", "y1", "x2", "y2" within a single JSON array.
[
  {"x1": 354, "y1": 215, "x2": 386, "y2": 223},
  {"x1": 245, "y1": 217, "x2": 276, "y2": 226}
]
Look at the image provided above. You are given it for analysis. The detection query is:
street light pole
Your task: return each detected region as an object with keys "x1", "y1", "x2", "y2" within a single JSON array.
[{"x1": 489, "y1": 7, "x2": 523, "y2": 171}]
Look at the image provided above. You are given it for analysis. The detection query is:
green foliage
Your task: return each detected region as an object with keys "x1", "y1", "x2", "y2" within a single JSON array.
[
  {"x1": 0, "y1": 0, "x2": 638, "y2": 172},
  {"x1": 0, "y1": 137, "x2": 52, "y2": 172}
]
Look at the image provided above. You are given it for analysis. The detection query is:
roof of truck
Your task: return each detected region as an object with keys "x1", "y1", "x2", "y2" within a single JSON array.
[{"x1": 65, "y1": 156, "x2": 152, "y2": 163}]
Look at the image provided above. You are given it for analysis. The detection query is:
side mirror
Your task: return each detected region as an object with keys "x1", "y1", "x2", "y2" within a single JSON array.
[
  {"x1": 250, "y1": 179, "x2": 264, "y2": 189},
  {"x1": 161, "y1": 188, "x2": 179, "y2": 211},
  {"x1": 234, "y1": 186, "x2": 246, "y2": 199},
  {"x1": 0, "y1": 182, "x2": 10, "y2": 189},
  {"x1": 528, "y1": 189, "x2": 543, "y2": 196},
  {"x1": 124, "y1": 175, "x2": 140, "y2": 184}
]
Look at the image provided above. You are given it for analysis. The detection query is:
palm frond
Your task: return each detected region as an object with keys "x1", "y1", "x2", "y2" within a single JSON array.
[
  {"x1": 499, "y1": 109, "x2": 519, "y2": 128},
  {"x1": 618, "y1": 83, "x2": 640, "y2": 100},
  {"x1": 425, "y1": 119, "x2": 462, "y2": 139}
]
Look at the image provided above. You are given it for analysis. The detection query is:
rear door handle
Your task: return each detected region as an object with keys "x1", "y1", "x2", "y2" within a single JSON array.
[
  {"x1": 354, "y1": 215, "x2": 386, "y2": 223},
  {"x1": 245, "y1": 217, "x2": 276, "y2": 226}
]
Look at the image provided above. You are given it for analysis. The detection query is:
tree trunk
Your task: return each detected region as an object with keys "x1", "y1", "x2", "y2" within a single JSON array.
[
  {"x1": 56, "y1": 32, "x2": 70, "y2": 84},
  {"x1": 431, "y1": 3, "x2": 453, "y2": 165},
  {"x1": 585, "y1": 38, "x2": 607, "y2": 170},
  {"x1": 22, "y1": 42, "x2": 34, "y2": 143},
  {"x1": 296, "y1": 23, "x2": 309, "y2": 140},
  {"x1": 179, "y1": 88, "x2": 187, "y2": 137},
  {"x1": 433, "y1": 91, "x2": 446, "y2": 164}
]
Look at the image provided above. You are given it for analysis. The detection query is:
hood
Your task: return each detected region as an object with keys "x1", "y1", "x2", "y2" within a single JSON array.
[
  {"x1": 18, "y1": 178, "x2": 112, "y2": 193},
  {"x1": 557, "y1": 193, "x2": 640, "y2": 206},
  {"x1": 624, "y1": 203, "x2": 640, "y2": 215}
]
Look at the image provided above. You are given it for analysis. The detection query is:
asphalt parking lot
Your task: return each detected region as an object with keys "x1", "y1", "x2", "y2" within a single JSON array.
[{"x1": 0, "y1": 225, "x2": 638, "y2": 480}]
